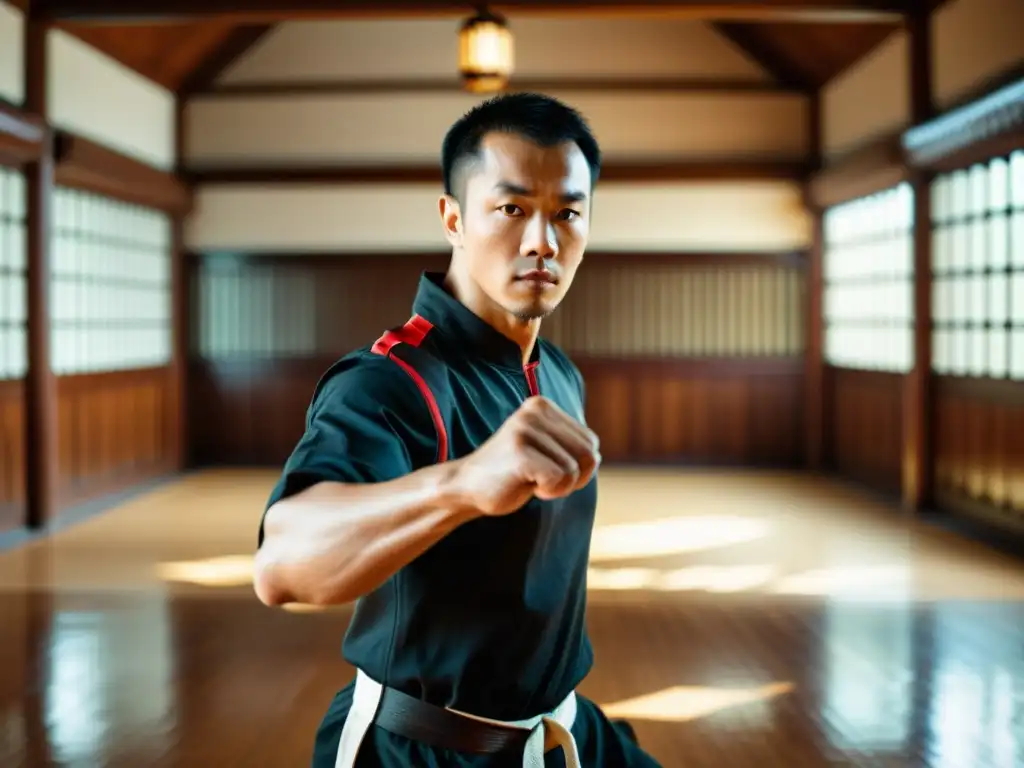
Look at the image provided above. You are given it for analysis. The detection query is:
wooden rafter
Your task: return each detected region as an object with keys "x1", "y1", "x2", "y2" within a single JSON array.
[
  {"x1": 712, "y1": 23, "x2": 813, "y2": 90},
  {"x1": 178, "y1": 24, "x2": 274, "y2": 96},
  {"x1": 32, "y1": 0, "x2": 910, "y2": 23}
]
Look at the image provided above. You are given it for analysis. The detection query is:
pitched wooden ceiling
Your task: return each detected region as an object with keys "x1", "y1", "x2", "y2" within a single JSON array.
[
  {"x1": 714, "y1": 21, "x2": 898, "y2": 88},
  {"x1": 55, "y1": 22, "x2": 273, "y2": 94},
  {"x1": 34, "y1": 1, "x2": 918, "y2": 94}
]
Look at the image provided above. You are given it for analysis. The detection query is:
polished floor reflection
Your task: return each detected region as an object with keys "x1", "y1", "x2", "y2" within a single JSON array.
[{"x1": 1, "y1": 468, "x2": 1023, "y2": 767}]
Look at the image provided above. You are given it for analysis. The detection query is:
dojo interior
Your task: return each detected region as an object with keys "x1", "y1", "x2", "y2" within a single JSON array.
[{"x1": 1, "y1": 1, "x2": 1023, "y2": 766}]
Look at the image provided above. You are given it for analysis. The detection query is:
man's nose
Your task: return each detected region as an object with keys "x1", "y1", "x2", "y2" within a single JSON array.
[{"x1": 520, "y1": 214, "x2": 558, "y2": 259}]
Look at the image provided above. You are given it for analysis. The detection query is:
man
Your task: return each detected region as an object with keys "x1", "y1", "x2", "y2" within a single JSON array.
[{"x1": 254, "y1": 92, "x2": 662, "y2": 768}]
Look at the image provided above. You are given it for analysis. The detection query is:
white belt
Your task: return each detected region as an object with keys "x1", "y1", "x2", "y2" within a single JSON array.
[{"x1": 334, "y1": 669, "x2": 580, "y2": 768}]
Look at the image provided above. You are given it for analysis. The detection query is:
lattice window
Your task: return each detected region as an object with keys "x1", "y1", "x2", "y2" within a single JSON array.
[
  {"x1": 0, "y1": 167, "x2": 26, "y2": 381},
  {"x1": 51, "y1": 187, "x2": 172, "y2": 374},
  {"x1": 823, "y1": 183, "x2": 915, "y2": 372},
  {"x1": 543, "y1": 263, "x2": 805, "y2": 357},
  {"x1": 931, "y1": 150, "x2": 1024, "y2": 379},
  {"x1": 191, "y1": 258, "x2": 319, "y2": 360}
]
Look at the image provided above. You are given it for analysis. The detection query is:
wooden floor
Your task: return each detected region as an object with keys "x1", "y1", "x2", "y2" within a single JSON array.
[{"x1": 1, "y1": 467, "x2": 1023, "y2": 767}]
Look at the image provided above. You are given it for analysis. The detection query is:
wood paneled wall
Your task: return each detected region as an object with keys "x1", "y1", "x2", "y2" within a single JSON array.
[
  {"x1": 933, "y1": 378, "x2": 1024, "y2": 532},
  {"x1": 1, "y1": 368, "x2": 177, "y2": 524},
  {"x1": 55, "y1": 367, "x2": 176, "y2": 507},
  {"x1": 825, "y1": 367, "x2": 904, "y2": 495},
  {"x1": 188, "y1": 252, "x2": 807, "y2": 468},
  {"x1": 0, "y1": 380, "x2": 25, "y2": 534}
]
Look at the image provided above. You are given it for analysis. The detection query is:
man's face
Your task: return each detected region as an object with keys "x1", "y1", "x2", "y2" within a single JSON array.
[{"x1": 440, "y1": 131, "x2": 592, "y2": 321}]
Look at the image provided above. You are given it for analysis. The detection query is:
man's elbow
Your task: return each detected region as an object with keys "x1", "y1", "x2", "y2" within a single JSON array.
[{"x1": 252, "y1": 545, "x2": 293, "y2": 607}]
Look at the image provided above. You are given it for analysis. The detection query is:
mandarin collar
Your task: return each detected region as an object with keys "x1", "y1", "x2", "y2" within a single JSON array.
[{"x1": 411, "y1": 271, "x2": 540, "y2": 371}]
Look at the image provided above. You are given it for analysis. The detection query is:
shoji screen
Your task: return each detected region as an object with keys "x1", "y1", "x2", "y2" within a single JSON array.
[
  {"x1": 0, "y1": 167, "x2": 25, "y2": 381},
  {"x1": 51, "y1": 187, "x2": 172, "y2": 374},
  {"x1": 931, "y1": 150, "x2": 1024, "y2": 379},
  {"x1": 823, "y1": 182, "x2": 915, "y2": 372}
]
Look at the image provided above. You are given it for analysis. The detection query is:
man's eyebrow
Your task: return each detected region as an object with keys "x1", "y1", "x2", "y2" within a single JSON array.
[
  {"x1": 495, "y1": 181, "x2": 588, "y2": 203},
  {"x1": 494, "y1": 181, "x2": 531, "y2": 196}
]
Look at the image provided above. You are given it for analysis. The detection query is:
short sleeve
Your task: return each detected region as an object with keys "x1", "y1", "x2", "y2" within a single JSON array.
[
  {"x1": 571, "y1": 360, "x2": 586, "y2": 408},
  {"x1": 258, "y1": 354, "x2": 439, "y2": 545}
]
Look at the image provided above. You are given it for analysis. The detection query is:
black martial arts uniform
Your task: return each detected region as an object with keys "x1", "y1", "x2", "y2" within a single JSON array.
[{"x1": 262, "y1": 272, "x2": 662, "y2": 768}]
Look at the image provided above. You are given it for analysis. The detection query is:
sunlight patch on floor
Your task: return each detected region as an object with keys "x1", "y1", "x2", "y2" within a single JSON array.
[
  {"x1": 602, "y1": 682, "x2": 794, "y2": 723},
  {"x1": 589, "y1": 516, "x2": 770, "y2": 562},
  {"x1": 2, "y1": 468, "x2": 1023, "y2": 604}
]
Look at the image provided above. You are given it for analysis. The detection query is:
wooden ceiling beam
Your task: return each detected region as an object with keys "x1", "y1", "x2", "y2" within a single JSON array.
[
  {"x1": 194, "y1": 76, "x2": 807, "y2": 97},
  {"x1": 54, "y1": 131, "x2": 193, "y2": 214},
  {"x1": 183, "y1": 158, "x2": 811, "y2": 185},
  {"x1": 902, "y1": 75, "x2": 1024, "y2": 173},
  {"x1": 0, "y1": 99, "x2": 46, "y2": 168},
  {"x1": 806, "y1": 131, "x2": 906, "y2": 208},
  {"x1": 32, "y1": 0, "x2": 910, "y2": 24}
]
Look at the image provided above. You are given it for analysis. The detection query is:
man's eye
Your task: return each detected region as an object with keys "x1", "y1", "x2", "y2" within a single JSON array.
[
  {"x1": 558, "y1": 209, "x2": 580, "y2": 221},
  {"x1": 500, "y1": 204, "x2": 523, "y2": 216}
]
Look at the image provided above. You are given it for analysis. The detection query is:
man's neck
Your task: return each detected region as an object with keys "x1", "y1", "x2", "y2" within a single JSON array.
[
  {"x1": 443, "y1": 270, "x2": 540, "y2": 366},
  {"x1": 493, "y1": 314, "x2": 540, "y2": 366}
]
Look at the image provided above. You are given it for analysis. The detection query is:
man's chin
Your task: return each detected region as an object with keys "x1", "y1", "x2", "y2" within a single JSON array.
[
  {"x1": 504, "y1": 282, "x2": 562, "y2": 320},
  {"x1": 507, "y1": 300, "x2": 555, "y2": 322}
]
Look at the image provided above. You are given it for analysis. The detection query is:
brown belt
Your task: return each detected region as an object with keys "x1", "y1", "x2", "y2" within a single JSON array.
[{"x1": 374, "y1": 685, "x2": 532, "y2": 754}]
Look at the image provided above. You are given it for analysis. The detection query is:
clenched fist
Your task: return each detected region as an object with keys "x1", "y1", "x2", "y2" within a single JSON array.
[{"x1": 447, "y1": 396, "x2": 601, "y2": 517}]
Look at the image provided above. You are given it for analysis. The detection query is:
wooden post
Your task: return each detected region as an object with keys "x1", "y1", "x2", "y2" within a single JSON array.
[
  {"x1": 170, "y1": 99, "x2": 190, "y2": 472},
  {"x1": 804, "y1": 90, "x2": 825, "y2": 470},
  {"x1": 902, "y1": 5, "x2": 934, "y2": 512},
  {"x1": 23, "y1": 13, "x2": 56, "y2": 528}
]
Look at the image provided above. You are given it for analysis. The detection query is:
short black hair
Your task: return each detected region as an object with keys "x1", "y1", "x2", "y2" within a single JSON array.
[{"x1": 440, "y1": 92, "x2": 602, "y2": 201}]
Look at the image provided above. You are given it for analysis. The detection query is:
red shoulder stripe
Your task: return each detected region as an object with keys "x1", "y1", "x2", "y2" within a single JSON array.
[{"x1": 371, "y1": 314, "x2": 449, "y2": 463}]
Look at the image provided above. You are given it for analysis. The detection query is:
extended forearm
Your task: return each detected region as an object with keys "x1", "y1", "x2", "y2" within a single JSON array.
[{"x1": 254, "y1": 461, "x2": 476, "y2": 607}]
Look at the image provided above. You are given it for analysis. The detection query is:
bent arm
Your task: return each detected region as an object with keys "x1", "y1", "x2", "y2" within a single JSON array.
[
  {"x1": 254, "y1": 461, "x2": 477, "y2": 606},
  {"x1": 253, "y1": 355, "x2": 471, "y2": 607}
]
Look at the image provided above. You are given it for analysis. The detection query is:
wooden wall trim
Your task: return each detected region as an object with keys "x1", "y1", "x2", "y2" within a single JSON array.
[
  {"x1": 0, "y1": 99, "x2": 45, "y2": 168},
  {"x1": 189, "y1": 249, "x2": 808, "y2": 269},
  {"x1": 902, "y1": 75, "x2": 1024, "y2": 173},
  {"x1": 805, "y1": 131, "x2": 906, "y2": 209},
  {"x1": 804, "y1": 89, "x2": 824, "y2": 469},
  {"x1": 934, "y1": 489, "x2": 1024, "y2": 538},
  {"x1": 184, "y1": 158, "x2": 811, "y2": 186},
  {"x1": 55, "y1": 366, "x2": 172, "y2": 390},
  {"x1": 936, "y1": 376, "x2": 1024, "y2": 408},
  {"x1": 566, "y1": 355, "x2": 802, "y2": 376},
  {"x1": 23, "y1": 15, "x2": 58, "y2": 529},
  {"x1": 901, "y1": 4, "x2": 933, "y2": 513},
  {"x1": 171, "y1": 98, "x2": 189, "y2": 471},
  {"x1": 53, "y1": 132, "x2": 193, "y2": 214},
  {"x1": 196, "y1": 76, "x2": 807, "y2": 97}
]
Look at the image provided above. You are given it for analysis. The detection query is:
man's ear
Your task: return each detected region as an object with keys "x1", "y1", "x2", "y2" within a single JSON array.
[{"x1": 438, "y1": 194, "x2": 462, "y2": 247}]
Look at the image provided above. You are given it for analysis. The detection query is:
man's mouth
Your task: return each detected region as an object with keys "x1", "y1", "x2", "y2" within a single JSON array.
[{"x1": 516, "y1": 270, "x2": 557, "y2": 284}]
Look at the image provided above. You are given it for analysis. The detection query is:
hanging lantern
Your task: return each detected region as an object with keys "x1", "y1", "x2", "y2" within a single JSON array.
[{"x1": 458, "y1": 7, "x2": 513, "y2": 94}]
